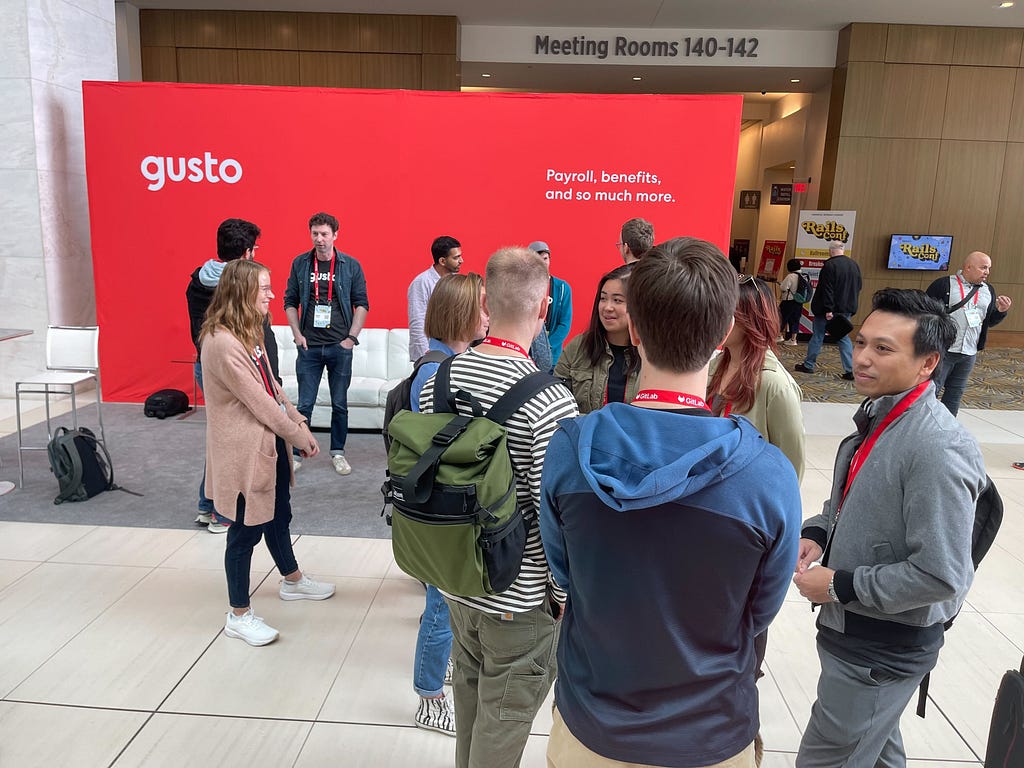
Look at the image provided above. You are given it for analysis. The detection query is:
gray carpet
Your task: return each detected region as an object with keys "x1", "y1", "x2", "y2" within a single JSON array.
[{"x1": 0, "y1": 404, "x2": 392, "y2": 539}]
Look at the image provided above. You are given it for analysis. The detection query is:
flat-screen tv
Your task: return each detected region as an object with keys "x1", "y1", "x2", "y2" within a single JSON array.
[{"x1": 888, "y1": 234, "x2": 953, "y2": 271}]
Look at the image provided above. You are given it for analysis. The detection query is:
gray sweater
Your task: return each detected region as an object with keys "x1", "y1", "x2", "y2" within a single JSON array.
[{"x1": 803, "y1": 381, "x2": 986, "y2": 637}]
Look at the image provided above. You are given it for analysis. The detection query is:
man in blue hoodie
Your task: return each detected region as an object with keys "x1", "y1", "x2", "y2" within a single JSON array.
[{"x1": 541, "y1": 237, "x2": 802, "y2": 768}]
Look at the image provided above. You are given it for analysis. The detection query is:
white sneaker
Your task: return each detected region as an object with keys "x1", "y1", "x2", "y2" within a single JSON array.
[
  {"x1": 415, "y1": 694, "x2": 456, "y2": 736},
  {"x1": 207, "y1": 520, "x2": 229, "y2": 534},
  {"x1": 784, "y1": 338, "x2": 798, "y2": 346},
  {"x1": 292, "y1": 459, "x2": 302, "y2": 473},
  {"x1": 332, "y1": 455, "x2": 352, "y2": 475},
  {"x1": 224, "y1": 609, "x2": 279, "y2": 646},
  {"x1": 279, "y1": 574, "x2": 336, "y2": 601},
  {"x1": 444, "y1": 657, "x2": 454, "y2": 686}
]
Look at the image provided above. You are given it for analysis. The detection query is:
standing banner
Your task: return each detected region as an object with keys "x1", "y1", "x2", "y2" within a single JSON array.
[
  {"x1": 757, "y1": 240, "x2": 786, "y2": 280},
  {"x1": 795, "y1": 210, "x2": 856, "y2": 260},
  {"x1": 83, "y1": 82, "x2": 742, "y2": 403}
]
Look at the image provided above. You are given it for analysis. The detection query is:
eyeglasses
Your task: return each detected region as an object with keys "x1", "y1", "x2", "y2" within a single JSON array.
[
  {"x1": 258, "y1": 285, "x2": 273, "y2": 294},
  {"x1": 738, "y1": 273, "x2": 756, "y2": 284}
]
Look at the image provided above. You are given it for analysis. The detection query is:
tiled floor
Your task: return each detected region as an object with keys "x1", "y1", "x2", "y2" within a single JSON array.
[{"x1": 0, "y1": 400, "x2": 1022, "y2": 767}]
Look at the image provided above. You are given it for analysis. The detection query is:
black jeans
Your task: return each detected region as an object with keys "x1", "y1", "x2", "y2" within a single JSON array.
[
  {"x1": 224, "y1": 436, "x2": 299, "y2": 608},
  {"x1": 779, "y1": 300, "x2": 803, "y2": 339}
]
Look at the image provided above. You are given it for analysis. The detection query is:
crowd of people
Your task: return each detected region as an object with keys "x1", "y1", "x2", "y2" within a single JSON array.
[{"x1": 185, "y1": 212, "x2": 1001, "y2": 768}]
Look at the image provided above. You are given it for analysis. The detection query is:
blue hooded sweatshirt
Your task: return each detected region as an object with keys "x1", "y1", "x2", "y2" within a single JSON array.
[{"x1": 540, "y1": 403, "x2": 801, "y2": 767}]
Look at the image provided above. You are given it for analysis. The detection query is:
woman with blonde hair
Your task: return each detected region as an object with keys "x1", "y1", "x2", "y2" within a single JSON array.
[
  {"x1": 406, "y1": 272, "x2": 488, "y2": 737},
  {"x1": 200, "y1": 259, "x2": 333, "y2": 647}
]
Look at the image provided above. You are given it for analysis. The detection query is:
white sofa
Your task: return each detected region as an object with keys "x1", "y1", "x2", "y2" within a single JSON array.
[{"x1": 272, "y1": 326, "x2": 413, "y2": 430}]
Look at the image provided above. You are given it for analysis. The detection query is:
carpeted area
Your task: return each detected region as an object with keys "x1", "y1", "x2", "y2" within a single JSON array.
[
  {"x1": 0, "y1": 405, "x2": 392, "y2": 538},
  {"x1": 775, "y1": 340, "x2": 1024, "y2": 408}
]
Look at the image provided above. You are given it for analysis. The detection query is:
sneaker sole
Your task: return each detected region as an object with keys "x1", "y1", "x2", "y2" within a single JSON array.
[
  {"x1": 279, "y1": 589, "x2": 336, "y2": 601},
  {"x1": 414, "y1": 720, "x2": 456, "y2": 737},
  {"x1": 207, "y1": 524, "x2": 229, "y2": 534},
  {"x1": 224, "y1": 626, "x2": 279, "y2": 646},
  {"x1": 334, "y1": 465, "x2": 352, "y2": 476}
]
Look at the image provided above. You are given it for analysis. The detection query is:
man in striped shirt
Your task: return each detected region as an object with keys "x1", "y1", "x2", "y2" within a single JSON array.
[{"x1": 419, "y1": 246, "x2": 579, "y2": 768}]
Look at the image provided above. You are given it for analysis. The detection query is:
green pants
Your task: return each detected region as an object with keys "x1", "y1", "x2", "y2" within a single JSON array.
[{"x1": 445, "y1": 599, "x2": 559, "y2": 768}]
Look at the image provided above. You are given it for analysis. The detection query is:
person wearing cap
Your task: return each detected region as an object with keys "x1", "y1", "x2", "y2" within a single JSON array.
[{"x1": 529, "y1": 240, "x2": 573, "y2": 368}]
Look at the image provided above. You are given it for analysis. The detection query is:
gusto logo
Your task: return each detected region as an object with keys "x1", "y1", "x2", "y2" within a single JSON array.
[{"x1": 140, "y1": 152, "x2": 243, "y2": 191}]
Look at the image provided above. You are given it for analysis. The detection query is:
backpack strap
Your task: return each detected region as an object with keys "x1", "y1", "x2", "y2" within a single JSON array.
[
  {"x1": 52, "y1": 427, "x2": 84, "y2": 505},
  {"x1": 948, "y1": 283, "x2": 981, "y2": 314},
  {"x1": 400, "y1": 412, "x2": 474, "y2": 505},
  {"x1": 433, "y1": 356, "x2": 484, "y2": 417},
  {"x1": 487, "y1": 371, "x2": 561, "y2": 425}
]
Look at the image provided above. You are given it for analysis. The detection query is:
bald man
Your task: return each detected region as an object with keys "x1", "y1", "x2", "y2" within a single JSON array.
[{"x1": 926, "y1": 251, "x2": 1012, "y2": 415}]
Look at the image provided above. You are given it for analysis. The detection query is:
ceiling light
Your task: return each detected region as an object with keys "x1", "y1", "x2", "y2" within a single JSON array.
[
  {"x1": 996, "y1": 1, "x2": 1014, "y2": 7},
  {"x1": 632, "y1": 76, "x2": 642, "y2": 81},
  {"x1": 790, "y1": 79, "x2": 800, "y2": 83},
  {"x1": 481, "y1": 73, "x2": 491, "y2": 78}
]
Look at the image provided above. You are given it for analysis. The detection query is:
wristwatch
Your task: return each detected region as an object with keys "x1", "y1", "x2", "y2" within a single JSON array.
[
  {"x1": 346, "y1": 334, "x2": 359, "y2": 345},
  {"x1": 827, "y1": 574, "x2": 840, "y2": 603}
]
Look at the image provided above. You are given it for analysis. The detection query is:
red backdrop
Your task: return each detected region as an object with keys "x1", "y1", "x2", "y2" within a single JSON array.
[{"x1": 83, "y1": 82, "x2": 741, "y2": 403}]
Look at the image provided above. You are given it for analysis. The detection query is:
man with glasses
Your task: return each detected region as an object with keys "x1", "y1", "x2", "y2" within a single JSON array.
[
  {"x1": 284, "y1": 212, "x2": 369, "y2": 476},
  {"x1": 617, "y1": 218, "x2": 655, "y2": 264},
  {"x1": 186, "y1": 218, "x2": 279, "y2": 532}
]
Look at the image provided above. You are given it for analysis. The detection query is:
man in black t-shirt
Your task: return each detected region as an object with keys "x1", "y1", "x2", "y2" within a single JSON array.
[{"x1": 283, "y1": 212, "x2": 369, "y2": 476}]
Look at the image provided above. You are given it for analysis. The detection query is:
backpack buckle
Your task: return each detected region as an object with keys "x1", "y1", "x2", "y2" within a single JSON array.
[{"x1": 432, "y1": 418, "x2": 469, "y2": 447}]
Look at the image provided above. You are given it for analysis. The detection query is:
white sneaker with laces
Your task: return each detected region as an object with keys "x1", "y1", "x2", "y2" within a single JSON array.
[
  {"x1": 279, "y1": 574, "x2": 336, "y2": 601},
  {"x1": 224, "y1": 609, "x2": 279, "y2": 646},
  {"x1": 444, "y1": 657, "x2": 454, "y2": 686},
  {"x1": 415, "y1": 694, "x2": 456, "y2": 736},
  {"x1": 784, "y1": 338, "x2": 798, "y2": 346},
  {"x1": 332, "y1": 455, "x2": 352, "y2": 475},
  {"x1": 207, "y1": 520, "x2": 229, "y2": 534},
  {"x1": 195, "y1": 513, "x2": 213, "y2": 525}
]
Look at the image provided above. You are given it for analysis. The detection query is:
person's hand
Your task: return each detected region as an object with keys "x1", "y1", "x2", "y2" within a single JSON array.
[
  {"x1": 794, "y1": 538, "x2": 823, "y2": 573},
  {"x1": 294, "y1": 333, "x2": 308, "y2": 351},
  {"x1": 793, "y1": 565, "x2": 834, "y2": 604},
  {"x1": 996, "y1": 295, "x2": 1012, "y2": 312},
  {"x1": 340, "y1": 337, "x2": 355, "y2": 350},
  {"x1": 299, "y1": 424, "x2": 319, "y2": 458}
]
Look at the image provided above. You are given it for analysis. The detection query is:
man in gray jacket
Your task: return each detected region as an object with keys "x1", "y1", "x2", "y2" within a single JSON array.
[{"x1": 792, "y1": 288, "x2": 986, "y2": 768}]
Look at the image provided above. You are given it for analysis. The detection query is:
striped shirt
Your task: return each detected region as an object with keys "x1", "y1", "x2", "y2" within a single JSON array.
[{"x1": 420, "y1": 347, "x2": 579, "y2": 614}]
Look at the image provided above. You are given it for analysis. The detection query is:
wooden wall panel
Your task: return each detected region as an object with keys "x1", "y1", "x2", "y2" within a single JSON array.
[
  {"x1": 176, "y1": 49, "x2": 239, "y2": 84},
  {"x1": 885, "y1": 25, "x2": 955, "y2": 64},
  {"x1": 237, "y1": 51, "x2": 300, "y2": 86},
  {"x1": 843, "y1": 23, "x2": 887, "y2": 64},
  {"x1": 942, "y1": 67, "x2": 1016, "y2": 141},
  {"x1": 174, "y1": 10, "x2": 236, "y2": 49},
  {"x1": 139, "y1": 9, "x2": 175, "y2": 47},
  {"x1": 837, "y1": 61, "x2": 883, "y2": 137},
  {"x1": 296, "y1": 12, "x2": 361, "y2": 52},
  {"x1": 422, "y1": 15, "x2": 459, "y2": 55},
  {"x1": 360, "y1": 14, "x2": 422, "y2": 53},
  {"x1": 878, "y1": 64, "x2": 949, "y2": 139},
  {"x1": 236, "y1": 12, "x2": 299, "y2": 51},
  {"x1": 1009, "y1": 70, "x2": 1024, "y2": 142},
  {"x1": 141, "y1": 46, "x2": 177, "y2": 82},
  {"x1": 991, "y1": 143, "x2": 1024, "y2": 284},
  {"x1": 930, "y1": 141, "x2": 1006, "y2": 265},
  {"x1": 952, "y1": 27, "x2": 1023, "y2": 67},
  {"x1": 360, "y1": 54, "x2": 421, "y2": 89},
  {"x1": 298, "y1": 52, "x2": 361, "y2": 88},
  {"x1": 421, "y1": 54, "x2": 459, "y2": 91}
]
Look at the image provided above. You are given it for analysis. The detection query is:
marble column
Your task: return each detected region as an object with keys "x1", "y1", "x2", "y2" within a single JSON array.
[{"x1": 0, "y1": 0, "x2": 117, "y2": 396}]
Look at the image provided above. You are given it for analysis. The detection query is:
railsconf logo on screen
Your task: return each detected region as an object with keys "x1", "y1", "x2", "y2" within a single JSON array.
[
  {"x1": 887, "y1": 235, "x2": 952, "y2": 271},
  {"x1": 140, "y1": 152, "x2": 242, "y2": 191}
]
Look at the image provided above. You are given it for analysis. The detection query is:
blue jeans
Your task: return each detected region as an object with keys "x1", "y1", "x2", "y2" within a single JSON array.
[
  {"x1": 195, "y1": 361, "x2": 215, "y2": 514},
  {"x1": 224, "y1": 437, "x2": 299, "y2": 608},
  {"x1": 936, "y1": 351, "x2": 976, "y2": 416},
  {"x1": 295, "y1": 343, "x2": 352, "y2": 455},
  {"x1": 413, "y1": 585, "x2": 453, "y2": 697},
  {"x1": 803, "y1": 314, "x2": 853, "y2": 373}
]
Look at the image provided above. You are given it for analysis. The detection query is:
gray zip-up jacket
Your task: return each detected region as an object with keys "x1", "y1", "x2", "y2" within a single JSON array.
[{"x1": 802, "y1": 381, "x2": 985, "y2": 638}]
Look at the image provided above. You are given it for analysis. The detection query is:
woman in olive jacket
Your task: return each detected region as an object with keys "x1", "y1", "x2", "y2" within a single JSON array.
[
  {"x1": 200, "y1": 259, "x2": 333, "y2": 648},
  {"x1": 554, "y1": 265, "x2": 640, "y2": 414}
]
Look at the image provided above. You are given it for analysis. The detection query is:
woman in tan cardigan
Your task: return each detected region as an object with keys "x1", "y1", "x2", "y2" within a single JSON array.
[{"x1": 200, "y1": 260, "x2": 333, "y2": 647}]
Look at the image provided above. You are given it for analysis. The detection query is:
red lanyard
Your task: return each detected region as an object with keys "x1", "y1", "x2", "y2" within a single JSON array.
[
  {"x1": 632, "y1": 389, "x2": 710, "y2": 410},
  {"x1": 840, "y1": 381, "x2": 929, "y2": 507},
  {"x1": 722, "y1": 401, "x2": 733, "y2": 417},
  {"x1": 252, "y1": 347, "x2": 276, "y2": 399},
  {"x1": 313, "y1": 253, "x2": 335, "y2": 305},
  {"x1": 955, "y1": 276, "x2": 978, "y2": 306},
  {"x1": 479, "y1": 336, "x2": 528, "y2": 357}
]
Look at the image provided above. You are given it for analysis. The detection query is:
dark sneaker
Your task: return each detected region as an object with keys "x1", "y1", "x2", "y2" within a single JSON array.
[{"x1": 794, "y1": 363, "x2": 814, "y2": 374}]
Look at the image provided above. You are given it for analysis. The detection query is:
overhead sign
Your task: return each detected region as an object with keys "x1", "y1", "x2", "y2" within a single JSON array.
[
  {"x1": 795, "y1": 210, "x2": 857, "y2": 260},
  {"x1": 462, "y1": 26, "x2": 839, "y2": 67},
  {"x1": 83, "y1": 83, "x2": 742, "y2": 403}
]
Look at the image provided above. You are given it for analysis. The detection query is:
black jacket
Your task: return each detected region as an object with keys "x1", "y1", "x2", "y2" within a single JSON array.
[
  {"x1": 925, "y1": 276, "x2": 1007, "y2": 352},
  {"x1": 810, "y1": 255, "x2": 862, "y2": 316},
  {"x1": 185, "y1": 264, "x2": 281, "y2": 383}
]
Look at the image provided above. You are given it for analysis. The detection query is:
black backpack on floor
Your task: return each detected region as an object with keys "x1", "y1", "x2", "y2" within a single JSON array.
[
  {"x1": 144, "y1": 388, "x2": 189, "y2": 419},
  {"x1": 47, "y1": 427, "x2": 115, "y2": 505},
  {"x1": 985, "y1": 656, "x2": 1024, "y2": 768}
]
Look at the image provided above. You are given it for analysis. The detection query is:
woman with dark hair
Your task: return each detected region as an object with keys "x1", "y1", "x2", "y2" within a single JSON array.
[
  {"x1": 778, "y1": 258, "x2": 804, "y2": 345},
  {"x1": 406, "y1": 272, "x2": 488, "y2": 738},
  {"x1": 709, "y1": 275, "x2": 805, "y2": 480},
  {"x1": 200, "y1": 259, "x2": 333, "y2": 648},
  {"x1": 554, "y1": 265, "x2": 640, "y2": 413}
]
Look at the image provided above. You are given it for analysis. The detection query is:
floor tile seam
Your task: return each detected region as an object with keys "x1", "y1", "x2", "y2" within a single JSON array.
[
  {"x1": 309, "y1": 576, "x2": 389, "y2": 724},
  {"x1": 1, "y1": 563, "x2": 158, "y2": 700},
  {"x1": 758, "y1": 659, "x2": 807, "y2": 735},
  {"x1": 975, "y1": 611, "x2": 1024, "y2": 654},
  {"x1": 151, "y1": 529, "x2": 212, "y2": 569},
  {"x1": 107, "y1": 711, "x2": 157, "y2": 768},
  {"x1": 917, "y1": 695, "x2": 984, "y2": 763},
  {"x1": 0, "y1": 560, "x2": 45, "y2": 595}
]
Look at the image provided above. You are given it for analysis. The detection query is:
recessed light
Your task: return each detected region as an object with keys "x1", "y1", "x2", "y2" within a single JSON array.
[
  {"x1": 996, "y1": 1, "x2": 1014, "y2": 7},
  {"x1": 481, "y1": 73, "x2": 491, "y2": 78},
  {"x1": 790, "y1": 79, "x2": 800, "y2": 83},
  {"x1": 632, "y1": 76, "x2": 642, "y2": 81}
]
